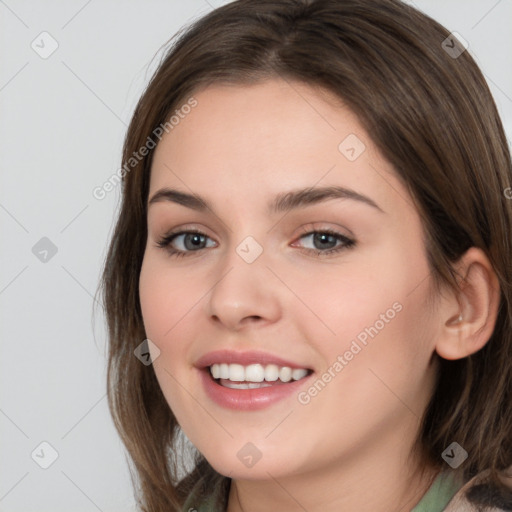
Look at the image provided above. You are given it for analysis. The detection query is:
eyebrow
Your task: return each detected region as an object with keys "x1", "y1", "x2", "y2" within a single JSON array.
[{"x1": 148, "y1": 185, "x2": 385, "y2": 215}]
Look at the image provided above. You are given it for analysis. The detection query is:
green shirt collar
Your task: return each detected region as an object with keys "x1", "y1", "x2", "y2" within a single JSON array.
[
  {"x1": 183, "y1": 470, "x2": 464, "y2": 512},
  {"x1": 412, "y1": 471, "x2": 464, "y2": 512}
]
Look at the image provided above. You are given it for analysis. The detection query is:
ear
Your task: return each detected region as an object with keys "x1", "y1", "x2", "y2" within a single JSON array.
[{"x1": 435, "y1": 247, "x2": 501, "y2": 360}]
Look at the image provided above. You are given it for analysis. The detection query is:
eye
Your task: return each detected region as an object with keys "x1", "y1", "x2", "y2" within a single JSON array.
[
  {"x1": 156, "y1": 229, "x2": 216, "y2": 258},
  {"x1": 291, "y1": 228, "x2": 356, "y2": 256},
  {"x1": 155, "y1": 227, "x2": 356, "y2": 258}
]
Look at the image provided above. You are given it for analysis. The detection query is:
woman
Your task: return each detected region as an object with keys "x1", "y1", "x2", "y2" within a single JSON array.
[{"x1": 99, "y1": 1, "x2": 512, "y2": 510}]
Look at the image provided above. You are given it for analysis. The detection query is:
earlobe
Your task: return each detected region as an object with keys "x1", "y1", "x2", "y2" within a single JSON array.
[{"x1": 434, "y1": 247, "x2": 501, "y2": 361}]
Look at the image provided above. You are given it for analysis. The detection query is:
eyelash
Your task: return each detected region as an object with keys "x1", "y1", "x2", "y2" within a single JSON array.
[{"x1": 155, "y1": 226, "x2": 356, "y2": 259}]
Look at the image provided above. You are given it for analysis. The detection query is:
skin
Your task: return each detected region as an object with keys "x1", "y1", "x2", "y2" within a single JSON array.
[{"x1": 138, "y1": 79, "x2": 500, "y2": 511}]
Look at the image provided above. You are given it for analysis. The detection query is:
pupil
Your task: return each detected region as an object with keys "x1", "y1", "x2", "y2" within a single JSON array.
[
  {"x1": 185, "y1": 233, "x2": 204, "y2": 250},
  {"x1": 314, "y1": 233, "x2": 336, "y2": 249}
]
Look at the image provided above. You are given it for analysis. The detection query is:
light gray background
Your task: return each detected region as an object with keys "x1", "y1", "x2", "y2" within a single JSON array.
[{"x1": 1, "y1": 1, "x2": 511, "y2": 510}]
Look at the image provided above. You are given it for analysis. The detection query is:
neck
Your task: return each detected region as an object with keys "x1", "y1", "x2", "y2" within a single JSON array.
[{"x1": 226, "y1": 434, "x2": 440, "y2": 512}]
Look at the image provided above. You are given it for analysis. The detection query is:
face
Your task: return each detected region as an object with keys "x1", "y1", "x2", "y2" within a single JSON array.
[{"x1": 139, "y1": 79, "x2": 440, "y2": 480}]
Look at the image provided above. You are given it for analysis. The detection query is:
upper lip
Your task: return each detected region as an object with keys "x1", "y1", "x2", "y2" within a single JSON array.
[{"x1": 195, "y1": 349, "x2": 312, "y2": 370}]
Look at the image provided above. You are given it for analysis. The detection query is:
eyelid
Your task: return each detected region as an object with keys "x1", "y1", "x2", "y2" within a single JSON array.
[
  {"x1": 294, "y1": 222, "x2": 354, "y2": 241},
  {"x1": 157, "y1": 223, "x2": 216, "y2": 241}
]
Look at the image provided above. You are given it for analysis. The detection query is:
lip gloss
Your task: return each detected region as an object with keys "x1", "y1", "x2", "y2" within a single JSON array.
[{"x1": 198, "y1": 368, "x2": 313, "y2": 411}]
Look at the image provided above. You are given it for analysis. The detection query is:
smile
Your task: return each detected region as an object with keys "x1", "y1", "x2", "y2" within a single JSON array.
[{"x1": 210, "y1": 363, "x2": 310, "y2": 388}]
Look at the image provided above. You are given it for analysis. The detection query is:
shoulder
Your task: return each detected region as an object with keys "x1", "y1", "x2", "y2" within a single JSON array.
[
  {"x1": 444, "y1": 466, "x2": 512, "y2": 512},
  {"x1": 180, "y1": 473, "x2": 230, "y2": 512}
]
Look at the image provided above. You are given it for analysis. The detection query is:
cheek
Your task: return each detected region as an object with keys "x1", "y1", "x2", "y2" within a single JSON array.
[
  {"x1": 139, "y1": 258, "x2": 169, "y2": 340},
  {"x1": 138, "y1": 252, "x2": 210, "y2": 411},
  {"x1": 139, "y1": 256, "x2": 197, "y2": 416},
  {"x1": 139, "y1": 254, "x2": 199, "y2": 342},
  {"x1": 290, "y1": 263, "x2": 395, "y2": 348},
  {"x1": 292, "y1": 245, "x2": 434, "y2": 369}
]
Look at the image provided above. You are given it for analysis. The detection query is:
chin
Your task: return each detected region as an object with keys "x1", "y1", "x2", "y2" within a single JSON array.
[{"x1": 200, "y1": 443, "x2": 304, "y2": 481}]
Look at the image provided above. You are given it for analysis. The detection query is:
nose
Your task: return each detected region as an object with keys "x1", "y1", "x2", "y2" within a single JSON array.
[{"x1": 205, "y1": 248, "x2": 282, "y2": 331}]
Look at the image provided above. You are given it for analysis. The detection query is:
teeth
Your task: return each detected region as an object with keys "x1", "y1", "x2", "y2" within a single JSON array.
[
  {"x1": 280, "y1": 366, "x2": 292, "y2": 382},
  {"x1": 264, "y1": 364, "x2": 279, "y2": 381},
  {"x1": 228, "y1": 363, "x2": 245, "y2": 381},
  {"x1": 219, "y1": 363, "x2": 229, "y2": 379},
  {"x1": 292, "y1": 368, "x2": 308, "y2": 380},
  {"x1": 221, "y1": 381, "x2": 273, "y2": 390},
  {"x1": 245, "y1": 364, "x2": 265, "y2": 382},
  {"x1": 209, "y1": 363, "x2": 310, "y2": 383}
]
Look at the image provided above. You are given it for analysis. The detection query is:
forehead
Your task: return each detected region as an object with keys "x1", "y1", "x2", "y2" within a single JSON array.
[{"x1": 149, "y1": 79, "x2": 410, "y2": 219}]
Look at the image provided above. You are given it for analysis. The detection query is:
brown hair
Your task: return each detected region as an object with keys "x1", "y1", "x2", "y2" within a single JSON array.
[{"x1": 98, "y1": 0, "x2": 512, "y2": 510}]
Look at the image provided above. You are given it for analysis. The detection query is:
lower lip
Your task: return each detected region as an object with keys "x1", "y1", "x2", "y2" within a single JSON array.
[{"x1": 198, "y1": 368, "x2": 313, "y2": 411}]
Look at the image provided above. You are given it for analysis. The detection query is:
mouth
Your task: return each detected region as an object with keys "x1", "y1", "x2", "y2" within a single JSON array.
[
  {"x1": 195, "y1": 349, "x2": 315, "y2": 410},
  {"x1": 197, "y1": 359, "x2": 314, "y2": 410},
  {"x1": 208, "y1": 363, "x2": 313, "y2": 389}
]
